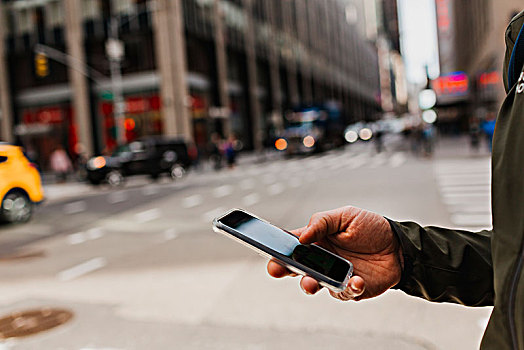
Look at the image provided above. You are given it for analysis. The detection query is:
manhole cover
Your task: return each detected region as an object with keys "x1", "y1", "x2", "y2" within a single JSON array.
[{"x1": 0, "y1": 308, "x2": 73, "y2": 339}]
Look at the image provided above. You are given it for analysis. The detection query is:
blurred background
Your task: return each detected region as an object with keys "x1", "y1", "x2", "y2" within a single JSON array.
[{"x1": 0, "y1": 0, "x2": 521, "y2": 349}]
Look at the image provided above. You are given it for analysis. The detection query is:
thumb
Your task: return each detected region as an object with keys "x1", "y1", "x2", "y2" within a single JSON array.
[{"x1": 299, "y1": 209, "x2": 343, "y2": 244}]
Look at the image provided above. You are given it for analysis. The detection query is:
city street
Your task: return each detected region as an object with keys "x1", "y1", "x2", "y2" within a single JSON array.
[{"x1": 0, "y1": 137, "x2": 493, "y2": 350}]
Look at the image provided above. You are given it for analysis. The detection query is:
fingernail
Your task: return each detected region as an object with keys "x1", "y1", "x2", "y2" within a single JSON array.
[
  {"x1": 300, "y1": 284, "x2": 312, "y2": 295},
  {"x1": 350, "y1": 280, "x2": 361, "y2": 293}
]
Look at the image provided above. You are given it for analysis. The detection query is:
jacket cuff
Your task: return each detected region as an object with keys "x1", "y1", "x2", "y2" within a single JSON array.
[{"x1": 385, "y1": 218, "x2": 414, "y2": 291}]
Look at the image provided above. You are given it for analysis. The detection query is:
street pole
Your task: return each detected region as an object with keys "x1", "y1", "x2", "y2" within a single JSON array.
[
  {"x1": 107, "y1": 16, "x2": 126, "y2": 146},
  {"x1": 0, "y1": 3, "x2": 13, "y2": 143},
  {"x1": 64, "y1": 0, "x2": 94, "y2": 156}
]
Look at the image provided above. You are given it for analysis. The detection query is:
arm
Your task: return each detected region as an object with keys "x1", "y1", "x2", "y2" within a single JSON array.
[
  {"x1": 268, "y1": 206, "x2": 494, "y2": 307},
  {"x1": 389, "y1": 220, "x2": 493, "y2": 306}
]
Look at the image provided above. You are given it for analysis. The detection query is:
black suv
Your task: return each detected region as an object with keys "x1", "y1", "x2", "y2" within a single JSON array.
[{"x1": 86, "y1": 137, "x2": 195, "y2": 186}]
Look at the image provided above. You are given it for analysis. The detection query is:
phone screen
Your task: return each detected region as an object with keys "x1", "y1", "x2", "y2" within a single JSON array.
[{"x1": 219, "y1": 210, "x2": 351, "y2": 284}]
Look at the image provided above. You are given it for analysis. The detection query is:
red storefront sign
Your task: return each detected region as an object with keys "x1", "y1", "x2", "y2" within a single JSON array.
[
  {"x1": 23, "y1": 107, "x2": 63, "y2": 124},
  {"x1": 126, "y1": 97, "x2": 149, "y2": 114},
  {"x1": 479, "y1": 72, "x2": 501, "y2": 87},
  {"x1": 100, "y1": 96, "x2": 160, "y2": 116},
  {"x1": 432, "y1": 72, "x2": 469, "y2": 97}
]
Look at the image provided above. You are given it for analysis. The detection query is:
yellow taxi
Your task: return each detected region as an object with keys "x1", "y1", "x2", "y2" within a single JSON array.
[{"x1": 0, "y1": 143, "x2": 44, "y2": 223}]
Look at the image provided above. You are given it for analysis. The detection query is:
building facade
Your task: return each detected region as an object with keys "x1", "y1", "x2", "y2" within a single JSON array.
[
  {"x1": 0, "y1": 0, "x2": 381, "y2": 170},
  {"x1": 433, "y1": 0, "x2": 521, "y2": 132}
]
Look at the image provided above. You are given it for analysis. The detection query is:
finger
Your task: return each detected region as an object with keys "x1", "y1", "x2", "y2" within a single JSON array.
[
  {"x1": 299, "y1": 208, "x2": 348, "y2": 244},
  {"x1": 329, "y1": 276, "x2": 365, "y2": 301},
  {"x1": 299, "y1": 276, "x2": 321, "y2": 295},
  {"x1": 289, "y1": 226, "x2": 307, "y2": 238},
  {"x1": 267, "y1": 260, "x2": 291, "y2": 278}
]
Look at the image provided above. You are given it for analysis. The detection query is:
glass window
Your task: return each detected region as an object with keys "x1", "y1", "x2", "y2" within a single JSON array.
[
  {"x1": 45, "y1": 0, "x2": 64, "y2": 28},
  {"x1": 81, "y1": 0, "x2": 102, "y2": 21},
  {"x1": 14, "y1": 8, "x2": 35, "y2": 35},
  {"x1": 114, "y1": 0, "x2": 134, "y2": 16}
]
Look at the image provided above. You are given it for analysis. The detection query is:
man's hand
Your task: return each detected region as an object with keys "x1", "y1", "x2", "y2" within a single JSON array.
[{"x1": 267, "y1": 206, "x2": 403, "y2": 301}]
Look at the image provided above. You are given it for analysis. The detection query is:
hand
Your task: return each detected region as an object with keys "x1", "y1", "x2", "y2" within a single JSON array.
[{"x1": 267, "y1": 206, "x2": 403, "y2": 301}]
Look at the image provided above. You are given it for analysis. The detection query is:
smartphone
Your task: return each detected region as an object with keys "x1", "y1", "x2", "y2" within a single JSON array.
[{"x1": 212, "y1": 208, "x2": 353, "y2": 293}]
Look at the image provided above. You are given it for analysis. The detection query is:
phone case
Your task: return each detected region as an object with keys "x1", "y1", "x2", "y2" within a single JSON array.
[{"x1": 212, "y1": 208, "x2": 352, "y2": 293}]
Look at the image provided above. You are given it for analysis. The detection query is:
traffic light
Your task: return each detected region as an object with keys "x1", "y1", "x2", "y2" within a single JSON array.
[{"x1": 35, "y1": 53, "x2": 49, "y2": 78}]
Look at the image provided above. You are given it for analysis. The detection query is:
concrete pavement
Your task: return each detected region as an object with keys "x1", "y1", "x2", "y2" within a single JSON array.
[{"x1": 0, "y1": 137, "x2": 493, "y2": 349}]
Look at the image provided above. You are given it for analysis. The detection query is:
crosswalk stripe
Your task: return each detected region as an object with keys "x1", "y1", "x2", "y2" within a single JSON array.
[
  {"x1": 435, "y1": 159, "x2": 492, "y2": 229},
  {"x1": 242, "y1": 193, "x2": 260, "y2": 206},
  {"x1": 451, "y1": 214, "x2": 492, "y2": 227}
]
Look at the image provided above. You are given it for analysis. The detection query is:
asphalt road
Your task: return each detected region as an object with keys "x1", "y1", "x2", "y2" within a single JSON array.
[{"x1": 0, "y1": 138, "x2": 494, "y2": 350}]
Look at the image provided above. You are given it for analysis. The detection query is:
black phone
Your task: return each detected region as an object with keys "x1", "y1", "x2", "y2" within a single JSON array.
[{"x1": 212, "y1": 209, "x2": 353, "y2": 292}]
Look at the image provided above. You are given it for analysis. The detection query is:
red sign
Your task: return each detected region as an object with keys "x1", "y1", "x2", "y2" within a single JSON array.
[
  {"x1": 432, "y1": 72, "x2": 469, "y2": 97},
  {"x1": 37, "y1": 107, "x2": 62, "y2": 124},
  {"x1": 436, "y1": 0, "x2": 451, "y2": 32},
  {"x1": 150, "y1": 95, "x2": 161, "y2": 110},
  {"x1": 22, "y1": 107, "x2": 63, "y2": 124},
  {"x1": 126, "y1": 97, "x2": 149, "y2": 114},
  {"x1": 479, "y1": 72, "x2": 501, "y2": 87}
]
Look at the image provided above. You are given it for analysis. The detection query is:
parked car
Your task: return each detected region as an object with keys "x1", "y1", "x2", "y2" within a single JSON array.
[
  {"x1": 0, "y1": 143, "x2": 44, "y2": 223},
  {"x1": 86, "y1": 137, "x2": 196, "y2": 186}
]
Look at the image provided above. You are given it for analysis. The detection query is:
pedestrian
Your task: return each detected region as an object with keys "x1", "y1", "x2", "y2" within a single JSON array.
[
  {"x1": 209, "y1": 133, "x2": 223, "y2": 171},
  {"x1": 481, "y1": 112, "x2": 497, "y2": 152},
  {"x1": 469, "y1": 117, "x2": 481, "y2": 152},
  {"x1": 267, "y1": 11, "x2": 524, "y2": 350},
  {"x1": 421, "y1": 123, "x2": 435, "y2": 157},
  {"x1": 374, "y1": 129, "x2": 384, "y2": 153},
  {"x1": 224, "y1": 134, "x2": 237, "y2": 169},
  {"x1": 49, "y1": 144, "x2": 73, "y2": 182}
]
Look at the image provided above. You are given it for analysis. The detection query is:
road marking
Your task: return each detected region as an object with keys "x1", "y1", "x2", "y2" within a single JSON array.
[
  {"x1": 212, "y1": 185, "x2": 233, "y2": 198},
  {"x1": 436, "y1": 165, "x2": 490, "y2": 174},
  {"x1": 389, "y1": 152, "x2": 407, "y2": 168},
  {"x1": 67, "y1": 228, "x2": 104, "y2": 245},
  {"x1": 443, "y1": 196, "x2": 491, "y2": 206},
  {"x1": 68, "y1": 232, "x2": 87, "y2": 245},
  {"x1": 450, "y1": 214, "x2": 492, "y2": 227},
  {"x1": 436, "y1": 167, "x2": 490, "y2": 175},
  {"x1": 182, "y1": 195, "x2": 203, "y2": 208},
  {"x1": 107, "y1": 191, "x2": 129, "y2": 204},
  {"x1": 242, "y1": 193, "x2": 260, "y2": 207},
  {"x1": 348, "y1": 158, "x2": 367, "y2": 169},
  {"x1": 438, "y1": 177, "x2": 491, "y2": 187},
  {"x1": 135, "y1": 208, "x2": 161, "y2": 223},
  {"x1": 142, "y1": 186, "x2": 160, "y2": 196},
  {"x1": 58, "y1": 257, "x2": 107, "y2": 281},
  {"x1": 369, "y1": 154, "x2": 387, "y2": 168},
  {"x1": 63, "y1": 201, "x2": 87, "y2": 214},
  {"x1": 239, "y1": 179, "x2": 256, "y2": 190},
  {"x1": 261, "y1": 174, "x2": 277, "y2": 184},
  {"x1": 440, "y1": 185, "x2": 490, "y2": 194},
  {"x1": 163, "y1": 228, "x2": 178, "y2": 241},
  {"x1": 268, "y1": 183, "x2": 285, "y2": 196},
  {"x1": 438, "y1": 173, "x2": 491, "y2": 180},
  {"x1": 86, "y1": 227, "x2": 104, "y2": 240},
  {"x1": 442, "y1": 192, "x2": 491, "y2": 199},
  {"x1": 448, "y1": 204, "x2": 491, "y2": 214},
  {"x1": 202, "y1": 207, "x2": 226, "y2": 222}
]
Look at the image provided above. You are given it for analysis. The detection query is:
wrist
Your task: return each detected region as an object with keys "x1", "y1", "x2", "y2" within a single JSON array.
[{"x1": 384, "y1": 217, "x2": 410, "y2": 290}]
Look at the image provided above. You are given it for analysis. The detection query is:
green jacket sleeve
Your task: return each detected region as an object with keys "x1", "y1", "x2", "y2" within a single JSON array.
[{"x1": 387, "y1": 220, "x2": 494, "y2": 307}]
